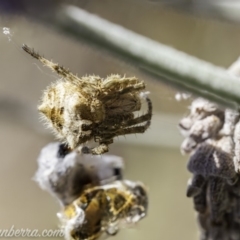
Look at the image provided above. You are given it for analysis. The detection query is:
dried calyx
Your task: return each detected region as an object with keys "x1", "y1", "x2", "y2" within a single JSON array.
[{"x1": 179, "y1": 58, "x2": 240, "y2": 240}]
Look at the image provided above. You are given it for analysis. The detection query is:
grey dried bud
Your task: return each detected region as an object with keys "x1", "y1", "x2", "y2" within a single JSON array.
[
  {"x1": 193, "y1": 182, "x2": 207, "y2": 214},
  {"x1": 208, "y1": 177, "x2": 229, "y2": 224},
  {"x1": 233, "y1": 197, "x2": 240, "y2": 223},
  {"x1": 229, "y1": 223, "x2": 240, "y2": 240},
  {"x1": 189, "y1": 115, "x2": 223, "y2": 143},
  {"x1": 229, "y1": 178, "x2": 240, "y2": 196},
  {"x1": 186, "y1": 174, "x2": 206, "y2": 197},
  {"x1": 219, "y1": 109, "x2": 240, "y2": 136},
  {"x1": 179, "y1": 56, "x2": 240, "y2": 240},
  {"x1": 213, "y1": 136, "x2": 234, "y2": 156},
  {"x1": 209, "y1": 225, "x2": 229, "y2": 240},
  {"x1": 197, "y1": 213, "x2": 209, "y2": 240},
  {"x1": 190, "y1": 98, "x2": 223, "y2": 120},
  {"x1": 187, "y1": 143, "x2": 236, "y2": 181},
  {"x1": 181, "y1": 137, "x2": 197, "y2": 154},
  {"x1": 179, "y1": 117, "x2": 193, "y2": 136},
  {"x1": 34, "y1": 142, "x2": 124, "y2": 205},
  {"x1": 234, "y1": 122, "x2": 240, "y2": 173},
  {"x1": 35, "y1": 143, "x2": 148, "y2": 240}
]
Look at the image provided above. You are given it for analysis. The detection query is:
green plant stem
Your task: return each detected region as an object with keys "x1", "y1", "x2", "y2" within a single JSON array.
[{"x1": 34, "y1": 5, "x2": 240, "y2": 109}]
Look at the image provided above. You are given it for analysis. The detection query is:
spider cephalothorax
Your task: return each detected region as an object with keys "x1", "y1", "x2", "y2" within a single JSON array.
[{"x1": 23, "y1": 44, "x2": 152, "y2": 154}]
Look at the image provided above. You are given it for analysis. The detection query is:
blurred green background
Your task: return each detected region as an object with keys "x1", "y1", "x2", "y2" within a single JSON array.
[{"x1": 1, "y1": 0, "x2": 240, "y2": 239}]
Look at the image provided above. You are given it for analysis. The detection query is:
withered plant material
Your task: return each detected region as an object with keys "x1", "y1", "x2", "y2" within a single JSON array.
[
  {"x1": 179, "y1": 57, "x2": 240, "y2": 240},
  {"x1": 35, "y1": 143, "x2": 148, "y2": 240},
  {"x1": 23, "y1": 44, "x2": 152, "y2": 154},
  {"x1": 35, "y1": 142, "x2": 124, "y2": 206}
]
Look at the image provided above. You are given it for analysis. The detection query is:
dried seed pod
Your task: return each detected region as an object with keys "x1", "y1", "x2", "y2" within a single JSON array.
[
  {"x1": 35, "y1": 142, "x2": 148, "y2": 240},
  {"x1": 35, "y1": 142, "x2": 124, "y2": 205},
  {"x1": 179, "y1": 57, "x2": 240, "y2": 240},
  {"x1": 229, "y1": 178, "x2": 240, "y2": 197},
  {"x1": 208, "y1": 224, "x2": 229, "y2": 240},
  {"x1": 187, "y1": 143, "x2": 237, "y2": 182},
  {"x1": 193, "y1": 181, "x2": 208, "y2": 214},
  {"x1": 190, "y1": 98, "x2": 223, "y2": 120},
  {"x1": 59, "y1": 180, "x2": 148, "y2": 240},
  {"x1": 197, "y1": 213, "x2": 210, "y2": 240},
  {"x1": 189, "y1": 115, "x2": 223, "y2": 143},
  {"x1": 179, "y1": 117, "x2": 193, "y2": 137},
  {"x1": 181, "y1": 137, "x2": 197, "y2": 154},
  {"x1": 219, "y1": 109, "x2": 240, "y2": 136},
  {"x1": 208, "y1": 177, "x2": 229, "y2": 224},
  {"x1": 232, "y1": 197, "x2": 240, "y2": 223},
  {"x1": 229, "y1": 219, "x2": 240, "y2": 240},
  {"x1": 213, "y1": 136, "x2": 234, "y2": 157},
  {"x1": 186, "y1": 174, "x2": 206, "y2": 197},
  {"x1": 234, "y1": 122, "x2": 240, "y2": 173}
]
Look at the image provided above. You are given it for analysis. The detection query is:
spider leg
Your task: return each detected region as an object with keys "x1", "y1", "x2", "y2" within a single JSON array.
[
  {"x1": 103, "y1": 76, "x2": 144, "y2": 90},
  {"x1": 83, "y1": 97, "x2": 151, "y2": 144},
  {"x1": 22, "y1": 45, "x2": 77, "y2": 81},
  {"x1": 103, "y1": 97, "x2": 152, "y2": 129},
  {"x1": 102, "y1": 116, "x2": 151, "y2": 138},
  {"x1": 116, "y1": 120, "x2": 151, "y2": 136},
  {"x1": 114, "y1": 97, "x2": 152, "y2": 135},
  {"x1": 78, "y1": 134, "x2": 93, "y2": 145},
  {"x1": 121, "y1": 97, "x2": 152, "y2": 127},
  {"x1": 103, "y1": 84, "x2": 145, "y2": 101},
  {"x1": 22, "y1": 44, "x2": 89, "y2": 96},
  {"x1": 118, "y1": 83, "x2": 145, "y2": 95},
  {"x1": 98, "y1": 97, "x2": 152, "y2": 131},
  {"x1": 82, "y1": 138, "x2": 113, "y2": 155},
  {"x1": 82, "y1": 142, "x2": 110, "y2": 155}
]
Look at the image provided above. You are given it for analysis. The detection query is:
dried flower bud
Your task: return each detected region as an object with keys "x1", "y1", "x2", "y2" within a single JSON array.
[
  {"x1": 193, "y1": 182, "x2": 207, "y2": 214},
  {"x1": 178, "y1": 57, "x2": 240, "y2": 240},
  {"x1": 220, "y1": 109, "x2": 239, "y2": 136},
  {"x1": 187, "y1": 142, "x2": 236, "y2": 181},
  {"x1": 187, "y1": 174, "x2": 206, "y2": 197},
  {"x1": 35, "y1": 142, "x2": 148, "y2": 240},
  {"x1": 189, "y1": 115, "x2": 223, "y2": 142},
  {"x1": 34, "y1": 142, "x2": 124, "y2": 205},
  {"x1": 208, "y1": 177, "x2": 230, "y2": 223},
  {"x1": 181, "y1": 137, "x2": 197, "y2": 154},
  {"x1": 190, "y1": 98, "x2": 223, "y2": 120}
]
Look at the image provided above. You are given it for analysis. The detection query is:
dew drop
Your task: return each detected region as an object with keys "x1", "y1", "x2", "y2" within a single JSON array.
[{"x1": 175, "y1": 92, "x2": 191, "y2": 101}]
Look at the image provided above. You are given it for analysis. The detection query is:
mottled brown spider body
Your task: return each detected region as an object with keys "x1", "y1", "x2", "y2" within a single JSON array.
[{"x1": 23, "y1": 44, "x2": 152, "y2": 154}]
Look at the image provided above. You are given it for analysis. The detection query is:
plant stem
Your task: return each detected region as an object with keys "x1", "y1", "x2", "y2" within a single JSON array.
[{"x1": 6, "y1": 2, "x2": 240, "y2": 109}]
